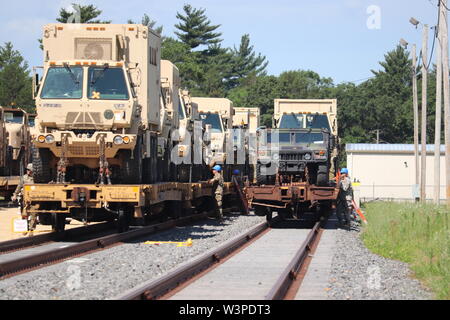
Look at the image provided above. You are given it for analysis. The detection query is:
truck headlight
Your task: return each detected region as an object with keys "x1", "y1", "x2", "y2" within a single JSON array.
[
  {"x1": 304, "y1": 153, "x2": 312, "y2": 160},
  {"x1": 45, "y1": 135, "x2": 55, "y2": 144},
  {"x1": 113, "y1": 136, "x2": 123, "y2": 145}
]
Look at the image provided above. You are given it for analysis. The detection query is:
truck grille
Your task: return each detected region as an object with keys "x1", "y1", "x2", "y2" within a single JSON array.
[
  {"x1": 65, "y1": 112, "x2": 103, "y2": 128},
  {"x1": 279, "y1": 153, "x2": 310, "y2": 161}
]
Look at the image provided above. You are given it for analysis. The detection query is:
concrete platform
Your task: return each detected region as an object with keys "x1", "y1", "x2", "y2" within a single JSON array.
[
  {"x1": 294, "y1": 229, "x2": 337, "y2": 300},
  {"x1": 170, "y1": 227, "x2": 311, "y2": 300}
]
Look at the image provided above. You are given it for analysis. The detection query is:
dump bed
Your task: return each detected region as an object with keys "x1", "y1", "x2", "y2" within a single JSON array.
[
  {"x1": 191, "y1": 97, "x2": 234, "y2": 126},
  {"x1": 233, "y1": 107, "x2": 260, "y2": 133},
  {"x1": 273, "y1": 99, "x2": 337, "y2": 135}
]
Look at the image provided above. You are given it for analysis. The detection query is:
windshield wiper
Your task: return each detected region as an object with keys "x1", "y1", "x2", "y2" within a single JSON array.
[
  {"x1": 91, "y1": 64, "x2": 109, "y2": 85},
  {"x1": 63, "y1": 63, "x2": 79, "y2": 84}
]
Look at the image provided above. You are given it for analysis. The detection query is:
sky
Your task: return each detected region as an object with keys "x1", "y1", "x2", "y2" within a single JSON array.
[{"x1": 0, "y1": 0, "x2": 441, "y2": 84}]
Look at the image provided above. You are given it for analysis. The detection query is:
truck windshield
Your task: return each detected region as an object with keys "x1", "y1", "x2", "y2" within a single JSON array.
[
  {"x1": 295, "y1": 132, "x2": 325, "y2": 144},
  {"x1": 4, "y1": 112, "x2": 24, "y2": 124},
  {"x1": 40, "y1": 66, "x2": 83, "y2": 99},
  {"x1": 199, "y1": 113, "x2": 223, "y2": 133},
  {"x1": 305, "y1": 114, "x2": 330, "y2": 131},
  {"x1": 178, "y1": 100, "x2": 186, "y2": 120},
  {"x1": 279, "y1": 114, "x2": 331, "y2": 131},
  {"x1": 88, "y1": 67, "x2": 129, "y2": 100},
  {"x1": 279, "y1": 114, "x2": 304, "y2": 129}
]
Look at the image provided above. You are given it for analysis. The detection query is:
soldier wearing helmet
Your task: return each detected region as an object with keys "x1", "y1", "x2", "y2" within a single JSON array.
[
  {"x1": 209, "y1": 164, "x2": 224, "y2": 221},
  {"x1": 336, "y1": 168, "x2": 353, "y2": 229},
  {"x1": 12, "y1": 163, "x2": 36, "y2": 234}
]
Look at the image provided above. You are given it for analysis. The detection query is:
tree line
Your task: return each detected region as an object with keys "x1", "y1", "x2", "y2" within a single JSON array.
[{"x1": 0, "y1": 3, "x2": 444, "y2": 147}]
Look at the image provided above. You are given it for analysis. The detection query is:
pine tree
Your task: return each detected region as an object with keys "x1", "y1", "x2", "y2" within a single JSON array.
[
  {"x1": 174, "y1": 4, "x2": 222, "y2": 49},
  {"x1": 127, "y1": 14, "x2": 163, "y2": 35},
  {"x1": 0, "y1": 42, "x2": 33, "y2": 112},
  {"x1": 57, "y1": 4, "x2": 110, "y2": 23}
]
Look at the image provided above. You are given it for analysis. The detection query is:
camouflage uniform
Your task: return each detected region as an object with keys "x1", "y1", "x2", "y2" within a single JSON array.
[
  {"x1": 210, "y1": 171, "x2": 224, "y2": 220},
  {"x1": 13, "y1": 173, "x2": 36, "y2": 231},
  {"x1": 336, "y1": 176, "x2": 353, "y2": 228}
]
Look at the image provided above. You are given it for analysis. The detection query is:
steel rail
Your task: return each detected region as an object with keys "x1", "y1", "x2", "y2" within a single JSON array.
[
  {"x1": 0, "y1": 221, "x2": 115, "y2": 254},
  {"x1": 265, "y1": 220, "x2": 321, "y2": 300},
  {"x1": 0, "y1": 213, "x2": 209, "y2": 278},
  {"x1": 114, "y1": 219, "x2": 272, "y2": 300}
]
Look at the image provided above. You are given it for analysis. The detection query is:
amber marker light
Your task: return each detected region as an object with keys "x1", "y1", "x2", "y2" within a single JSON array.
[{"x1": 37, "y1": 135, "x2": 46, "y2": 143}]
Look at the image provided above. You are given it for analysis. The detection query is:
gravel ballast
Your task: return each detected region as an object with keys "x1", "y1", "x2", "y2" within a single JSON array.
[
  {"x1": 326, "y1": 228, "x2": 433, "y2": 300},
  {"x1": 0, "y1": 213, "x2": 266, "y2": 300}
]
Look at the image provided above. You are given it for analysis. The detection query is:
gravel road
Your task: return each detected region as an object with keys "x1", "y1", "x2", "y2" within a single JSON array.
[
  {"x1": 326, "y1": 228, "x2": 433, "y2": 300},
  {"x1": 0, "y1": 213, "x2": 266, "y2": 300}
]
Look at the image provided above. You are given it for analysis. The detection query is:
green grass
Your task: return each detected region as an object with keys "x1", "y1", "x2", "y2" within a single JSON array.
[{"x1": 361, "y1": 201, "x2": 450, "y2": 300}]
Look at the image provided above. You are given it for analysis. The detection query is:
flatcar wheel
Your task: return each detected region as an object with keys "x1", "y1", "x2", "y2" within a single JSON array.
[
  {"x1": 117, "y1": 209, "x2": 130, "y2": 233},
  {"x1": 266, "y1": 211, "x2": 273, "y2": 223},
  {"x1": 51, "y1": 213, "x2": 66, "y2": 233}
]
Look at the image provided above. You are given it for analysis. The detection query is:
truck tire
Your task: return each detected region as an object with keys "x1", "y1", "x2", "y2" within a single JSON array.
[
  {"x1": 33, "y1": 147, "x2": 52, "y2": 183},
  {"x1": 317, "y1": 165, "x2": 329, "y2": 186},
  {"x1": 121, "y1": 139, "x2": 143, "y2": 184}
]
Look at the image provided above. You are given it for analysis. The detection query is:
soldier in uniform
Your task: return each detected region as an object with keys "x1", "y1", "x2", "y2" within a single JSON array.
[
  {"x1": 336, "y1": 168, "x2": 354, "y2": 230},
  {"x1": 11, "y1": 163, "x2": 36, "y2": 233},
  {"x1": 209, "y1": 164, "x2": 224, "y2": 221}
]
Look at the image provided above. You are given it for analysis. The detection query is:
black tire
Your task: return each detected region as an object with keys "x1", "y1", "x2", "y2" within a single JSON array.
[
  {"x1": 117, "y1": 209, "x2": 130, "y2": 233},
  {"x1": 33, "y1": 147, "x2": 52, "y2": 183},
  {"x1": 177, "y1": 164, "x2": 191, "y2": 182},
  {"x1": 317, "y1": 165, "x2": 329, "y2": 186},
  {"x1": 52, "y1": 213, "x2": 66, "y2": 233},
  {"x1": 121, "y1": 138, "x2": 143, "y2": 184},
  {"x1": 254, "y1": 205, "x2": 268, "y2": 216}
]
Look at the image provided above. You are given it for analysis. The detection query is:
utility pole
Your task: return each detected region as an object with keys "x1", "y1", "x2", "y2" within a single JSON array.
[
  {"x1": 412, "y1": 44, "x2": 420, "y2": 201},
  {"x1": 435, "y1": 19, "x2": 442, "y2": 204},
  {"x1": 441, "y1": 0, "x2": 450, "y2": 206},
  {"x1": 421, "y1": 24, "x2": 429, "y2": 202}
]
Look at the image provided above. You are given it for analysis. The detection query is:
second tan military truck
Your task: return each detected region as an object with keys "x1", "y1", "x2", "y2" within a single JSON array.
[
  {"x1": 191, "y1": 97, "x2": 234, "y2": 176},
  {"x1": 257, "y1": 99, "x2": 338, "y2": 186},
  {"x1": 2, "y1": 107, "x2": 31, "y2": 176}
]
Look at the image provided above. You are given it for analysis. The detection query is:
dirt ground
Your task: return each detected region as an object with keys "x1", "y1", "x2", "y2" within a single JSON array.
[{"x1": 0, "y1": 206, "x2": 91, "y2": 242}]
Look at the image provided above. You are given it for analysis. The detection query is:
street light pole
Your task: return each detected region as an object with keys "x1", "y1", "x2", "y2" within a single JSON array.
[
  {"x1": 412, "y1": 44, "x2": 420, "y2": 201},
  {"x1": 435, "y1": 20, "x2": 442, "y2": 204},
  {"x1": 421, "y1": 24, "x2": 429, "y2": 202},
  {"x1": 441, "y1": 0, "x2": 450, "y2": 206}
]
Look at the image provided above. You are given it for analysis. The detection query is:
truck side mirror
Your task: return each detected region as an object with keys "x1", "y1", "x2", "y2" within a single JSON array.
[{"x1": 32, "y1": 73, "x2": 39, "y2": 99}]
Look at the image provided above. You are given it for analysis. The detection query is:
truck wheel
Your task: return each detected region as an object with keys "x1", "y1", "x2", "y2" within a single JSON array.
[
  {"x1": 256, "y1": 163, "x2": 265, "y2": 185},
  {"x1": 33, "y1": 147, "x2": 52, "y2": 183},
  {"x1": 121, "y1": 140, "x2": 143, "y2": 184},
  {"x1": 317, "y1": 165, "x2": 329, "y2": 186}
]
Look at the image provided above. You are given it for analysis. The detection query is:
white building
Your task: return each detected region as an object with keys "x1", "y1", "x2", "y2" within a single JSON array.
[{"x1": 346, "y1": 144, "x2": 446, "y2": 202}]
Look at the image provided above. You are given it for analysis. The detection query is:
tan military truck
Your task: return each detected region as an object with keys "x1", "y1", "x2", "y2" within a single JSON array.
[
  {"x1": 2, "y1": 107, "x2": 31, "y2": 176},
  {"x1": 191, "y1": 97, "x2": 233, "y2": 177},
  {"x1": 257, "y1": 99, "x2": 338, "y2": 186},
  {"x1": 33, "y1": 23, "x2": 162, "y2": 184},
  {"x1": 233, "y1": 107, "x2": 260, "y2": 133}
]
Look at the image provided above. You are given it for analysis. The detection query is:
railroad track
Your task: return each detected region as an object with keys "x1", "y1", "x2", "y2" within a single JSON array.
[
  {"x1": 0, "y1": 212, "x2": 212, "y2": 279},
  {"x1": 115, "y1": 214, "x2": 325, "y2": 300},
  {"x1": 0, "y1": 221, "x2": 115, "y2": 254}
]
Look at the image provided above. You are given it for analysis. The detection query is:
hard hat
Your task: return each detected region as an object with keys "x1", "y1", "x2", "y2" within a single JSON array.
[
  {"x1": 26, "y1": 163, "x2": 33, "y2": 171},
  {"x1": 212, "y1": 165, "x2": 222, "y2": 172},
  {"x1": 340, "y1": 168, "x2": 348, "y2": 174}
]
